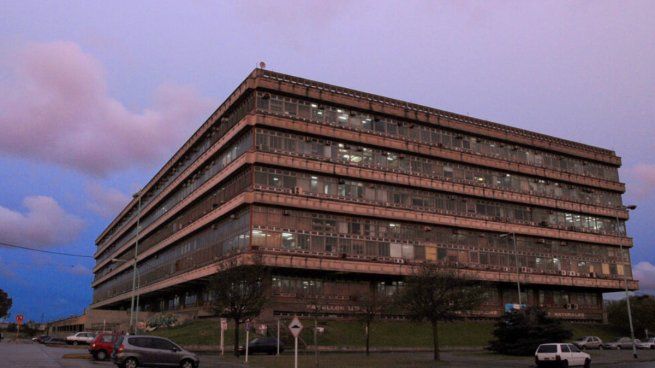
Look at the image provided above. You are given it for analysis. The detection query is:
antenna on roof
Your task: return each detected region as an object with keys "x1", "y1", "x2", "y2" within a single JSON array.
[{"x1": 259, "y1": 61, "x2": 267, "y2": 69}]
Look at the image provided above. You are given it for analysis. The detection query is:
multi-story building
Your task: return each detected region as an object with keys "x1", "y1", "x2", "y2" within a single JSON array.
[{"x1": 91, "y1": 69, "x2": 637, "y2": 321}]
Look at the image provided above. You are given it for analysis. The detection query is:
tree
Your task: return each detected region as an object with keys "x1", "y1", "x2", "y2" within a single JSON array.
[
  {"x1": 397, "y1": 264, "x2": 485, "y2": 360},
  {"x1": 0, "y1": 288, "x2": 12, "y2": 319},
  {"x1": 488, "y1": 306, "x2": 572, "y2": 355},
  {"x1": 352, "y1": 286, "x2": 390, "y2": 356},
  {"x1": 208, "y1": 264, "x2": 269, "y2": 356},
  {"x1": 607, "y1": 295, "x2": 655, "y2": 338}
]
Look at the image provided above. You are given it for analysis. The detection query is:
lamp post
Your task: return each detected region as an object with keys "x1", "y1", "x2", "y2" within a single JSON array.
[
  {"x1": 112, "y1": 191, "x2": 142, "y2": 335},
  {"x1": 499, "y1": 232, "x2": 522, "y2": 306},
  {"x1": 616, "y1": 204, "x2": 637, "y2": 359}
]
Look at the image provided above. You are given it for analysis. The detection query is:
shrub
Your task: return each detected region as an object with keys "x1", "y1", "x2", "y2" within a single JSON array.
[{"x1": 488, "y1": 307, "x2": 572, "y2": 355}]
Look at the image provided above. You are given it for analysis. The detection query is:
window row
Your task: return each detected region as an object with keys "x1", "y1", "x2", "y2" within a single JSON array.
[
  {"x1": 94, "y1": 169, "x2": 252, "y2": 281},
  {"x1": 98, "y1": 94, "x2": 255, "y2": 248},
  {"x1": 93, "y1": 208, "x2": 250, "y2": 303},
  {"x1": 256, "y1": 92, "x2": 619, "y2": 182},
  {"x1": 254, "y1": 128, "x2": 622, "y2": 208},
  {"x1": 96, "y1": 131, "x2": 252, "y2": 264},
  {"x1": 251, "y1": 206, "x2": 630, "y2": 269},
  {"x1": 254, "y1": 166, "x2": 624, "y2": 236}
]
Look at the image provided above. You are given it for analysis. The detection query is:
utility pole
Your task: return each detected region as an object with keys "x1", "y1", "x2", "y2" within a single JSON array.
[
  {"x1": 128, "y1": 191, "x2": 142, "y2": 335},
  {"x1": 616, "y1": 204, "x2": 638, "y2": 359},
  {"x1": 500, "y1": 232, "x2": 522, "y2": 306}
]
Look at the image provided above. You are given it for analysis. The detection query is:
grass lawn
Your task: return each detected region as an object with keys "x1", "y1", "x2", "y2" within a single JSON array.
[{"x1": 148, "y1": 318, "x2": 622, "y2": 349}]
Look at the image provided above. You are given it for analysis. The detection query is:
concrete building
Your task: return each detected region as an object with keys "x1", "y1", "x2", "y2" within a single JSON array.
[{"x1": 91, "y1": 69, "x2": 637, "y2": 322}]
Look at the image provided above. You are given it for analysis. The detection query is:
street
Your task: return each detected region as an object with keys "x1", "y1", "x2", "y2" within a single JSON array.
[{"x1": 1, "y1": 342, "x2": 654, "y2": 368}]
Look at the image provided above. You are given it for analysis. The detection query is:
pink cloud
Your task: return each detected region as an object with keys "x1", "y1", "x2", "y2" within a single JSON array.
[
  {"x1": 624, "y1": 163, "x2": 655, "y2": 200},
  {"x1": 85, "y1": 182, "x2": 130, "y2": 219},
  {"x1": 634, "y1": 261, "x2": 655, "y2": 293},
  {"x1": 0, "y1": 41, "x2": 213, "y2": 176},
  {"x1": 0, "y1": 196, "x2": 84, "y2": 248}
]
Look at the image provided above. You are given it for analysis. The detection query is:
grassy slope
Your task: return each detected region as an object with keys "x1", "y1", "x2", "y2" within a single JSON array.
[{"x1": 149, "y1": 318, "x2": 622, "y2": 348}]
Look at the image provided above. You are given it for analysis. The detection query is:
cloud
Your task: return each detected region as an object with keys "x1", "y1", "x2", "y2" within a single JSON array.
[
  {"x1": 85, "y1": 182, "x2": 130, "y2": 219},
  {"x1": 61, "y1": 264, "x2": 92, "y2": 276},
  {"x1": 0, "y1": 196, "x2": 84, "y2": 248},
  {"x1": 0, "y1": 41, "x2": 214, "y2": 176},
  {"x1": 634, "y1": 261, "x2": 655, "y2": 293},
  {"x1": 625, "y1": 164, "x2": 655, "y2": 200}
]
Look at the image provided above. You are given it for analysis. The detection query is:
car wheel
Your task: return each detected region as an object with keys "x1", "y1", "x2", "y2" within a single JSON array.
[
  {"x1": 125, "y1": 357, "x2": 138, "y2": 368},
  {"x1": 584, "y1": 358, "x2": 591, "y2": 368},
  {"x1": 561, "y1": 360, "x2": 568, "y2": 368},
  {"x1": 180, "y1": 359, "x2": 195, "y2": 368},
  {"x1": 96, "y1": 350, "x2": 107, "y2": 361},
  {"x1": 617, "y1": 346, "x2": 622, "y2": 350},
  {"x1": 73, "y1": 341, "x2": 78, "y2": 346},
  {"x1": 598, "y1": 345, "x2": 603, "y2": 350}
]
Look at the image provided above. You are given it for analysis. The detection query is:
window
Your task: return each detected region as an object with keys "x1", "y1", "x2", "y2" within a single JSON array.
[
  {"x1": 150, "y1": 338, "x2": 176, "y2": 350},
  {"x1": 537, "y1": 345, "x2": 557, "y2": 353},
  {"x1": 561, "y1": 345, "x2": 570, "y2": 353}
]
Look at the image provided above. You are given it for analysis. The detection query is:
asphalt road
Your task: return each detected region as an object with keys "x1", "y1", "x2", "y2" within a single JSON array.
[{"x1": 0, "y1": 341, "x2": 654, "y2": 368}]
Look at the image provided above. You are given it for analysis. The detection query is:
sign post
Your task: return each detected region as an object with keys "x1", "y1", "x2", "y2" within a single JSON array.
[
  {"x1": 244, "y1": 321, "x2": 251, "y2": 364},
  {"x1": 16, "y1": 314, "x2": 24, "y2": 338},
  {"x1": 288, "y1": 316, "x2": 303, "y2": 368},
  {"x1": 220, "y1": 318, "x2": 227, "y2": 357}
]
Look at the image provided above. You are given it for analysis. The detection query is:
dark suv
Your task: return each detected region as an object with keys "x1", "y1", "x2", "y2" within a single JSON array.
[{"x1": 112, "y1": 335, "x2": 199, "y2": 368}]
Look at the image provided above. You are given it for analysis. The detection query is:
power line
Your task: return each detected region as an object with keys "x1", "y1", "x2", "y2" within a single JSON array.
[{"x1": 0, "y1": 240, "x2": 93, "y2": 258}]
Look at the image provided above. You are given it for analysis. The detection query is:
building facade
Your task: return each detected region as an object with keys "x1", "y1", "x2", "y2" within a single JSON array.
[{"x1": 91, "y1": 69, "x2": 637, "y2": 321}]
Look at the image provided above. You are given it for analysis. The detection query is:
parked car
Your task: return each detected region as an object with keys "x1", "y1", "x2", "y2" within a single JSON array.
[
  {"x1": 32, "y1": 335, "x2": 50, "y2": 343},
  {"x1": 573, "y1": 336, "x2": 603, "y2": 350},
  {"x1": 535, "y1": 343, "x2": 591, "y2": 368},
  {"x1": 638, "y1": 337, "x2": 655, "y2": 349},
  {"x1": 66, "y1": 331, "x2": 96, "y2": 345},
  {"x1": 112, "y1": 335, "x2": 199, "y2": 368},
  {"x1": 89, "y1": 333, "x2": 121, "y2": 361},
  {"x1": 238, "y1": 337, "x2": 284, "y2": 355},
  {"x1": 603, "y1": 337, "x2": 640, "y2": 350}
]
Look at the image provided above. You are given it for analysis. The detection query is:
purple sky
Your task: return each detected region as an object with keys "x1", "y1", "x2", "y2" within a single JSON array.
[{"x1": 0, "y1": 1, "x2": 654, "y2": 321}]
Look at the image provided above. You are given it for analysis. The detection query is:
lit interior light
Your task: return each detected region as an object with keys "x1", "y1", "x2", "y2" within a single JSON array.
[
  {"x1": 282, "y1": 232, "x2": 293, "y2": 238},
  {"x1": 311, "y1": 104, "x2": 318, "y2": 108}
]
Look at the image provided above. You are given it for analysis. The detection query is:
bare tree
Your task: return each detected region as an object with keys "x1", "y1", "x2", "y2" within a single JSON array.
[
  {"x1": 397, "y1": 264, "x2": 485, "y2": 361},
  {"x1": 352, "y1": 285, "x2": 390, "y2": 356},
  {"x1": 208, "y1": 265, "x2": 269, "y2": 356}
]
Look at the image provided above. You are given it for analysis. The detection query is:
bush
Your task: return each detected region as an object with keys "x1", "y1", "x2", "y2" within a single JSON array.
[
  {"x1": 146, "y1": 313, "x2": 178, "y2": 330},
  {"x1": 488, "y1": 307, "x2": 572, "y2": 355}
]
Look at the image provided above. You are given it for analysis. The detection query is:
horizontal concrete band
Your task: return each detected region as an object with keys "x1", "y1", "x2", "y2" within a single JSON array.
[
  {"x1": 256, "y1": 69, "x2": 621, "y2": 166},
  {"x1": 254, "y1": 113, "x2": 625, "y2": 193},
  {"x1": 90, "y1": 250, "x2": 636, "y2": 309},
  {"x1": 95, "y1": 115, "x2": 629, "y2": 262},
  {"x1": 97, "y1": 77, "x2": 626, "y2": 251},
  {"x1": 93, "y1": 189, "x2": 632, "y2": 288}
]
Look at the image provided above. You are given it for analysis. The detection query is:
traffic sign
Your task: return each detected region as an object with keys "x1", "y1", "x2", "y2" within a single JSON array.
[
  {"x1": 220, "y1": 318, "x2": 228, "y2": 331},
  {"x1": 288, "y1": 316, "x2": 303, "y2": 338},
  {"x1": 16, "y1": 314, "x2": 24, "y2": 325},
  {"x1": 245, "y1": 321, "x2": 252, "y2": 331}
]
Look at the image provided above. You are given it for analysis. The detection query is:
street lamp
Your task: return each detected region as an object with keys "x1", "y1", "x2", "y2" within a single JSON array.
[
  {"x1": 112, "y1": 191, "x2": 143, "y2": 335},
  {"x1": 616, "y1": 204, "x2": 638, "y2": 359},
  {"x1": 499, "y1": 232, "x2": 522, "y2": 307}
]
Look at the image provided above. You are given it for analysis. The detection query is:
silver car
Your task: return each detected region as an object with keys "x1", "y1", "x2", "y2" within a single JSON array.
[
  {"x1": 638, "y1": 337, "x2": 655, "y2": 349},
  {"x1": 112, "y1": 335, "x2": 199, "y2": 368},
  {"x1": 603, "y1": 337, "x2": 640, "y2": 350},
  {"x1": 573, "y1": 336, "x2": 603, "y2": 350}
]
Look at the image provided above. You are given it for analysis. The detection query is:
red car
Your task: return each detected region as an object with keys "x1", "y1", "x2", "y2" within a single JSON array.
[{"x1": 89, "y1": 333, "x2": 121, "y2": 361}]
